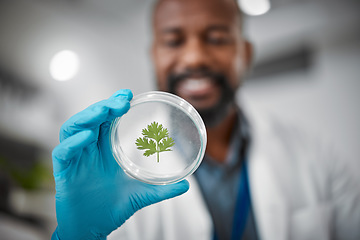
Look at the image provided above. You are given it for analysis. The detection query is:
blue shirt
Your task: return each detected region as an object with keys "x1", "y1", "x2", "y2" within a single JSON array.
[{"x1": 194, "y1": 112, "x2": 259, "y2": 240}]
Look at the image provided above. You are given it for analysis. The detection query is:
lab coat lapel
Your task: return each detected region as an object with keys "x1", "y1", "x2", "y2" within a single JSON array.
[
  {"x1": 247, "y1": 112, "x2": 289, "y2": 240},
  {"x1": 248, "y1": 152, "x2": 289, "y2": 240}
]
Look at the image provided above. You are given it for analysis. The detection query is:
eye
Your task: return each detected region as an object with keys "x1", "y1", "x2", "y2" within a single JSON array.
[
  {"x1": 206, "y1": 32, "x2": 232, "y2": 45},
  {"x1": 164, "y1": 39, "x2": 183, "y2": 48},
  {"x1": 207, "y1": 37, "x2": 230, "y2": 45},
  {"x1": 161, "y1": 35, "x2": 183, "y2": 48}
]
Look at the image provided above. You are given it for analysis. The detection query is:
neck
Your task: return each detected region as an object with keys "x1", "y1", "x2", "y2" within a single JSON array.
[{"x1": 205, "y1": 107, "x2": 237, "y2": 163}]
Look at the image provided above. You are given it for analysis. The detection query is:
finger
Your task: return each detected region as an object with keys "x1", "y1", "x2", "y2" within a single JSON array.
[
  {"x1": 52, "y1": 130, "x2": 96, "y2": 175},
  {"x1": 134, "y1": 180, "x2": 190, "y2": 210},
  {"x1": 109, "y1": 89, "x2": 133, "y2": 100},
  {"x1": 60, "y1": 89, "x2": 133, "y2": 142}
]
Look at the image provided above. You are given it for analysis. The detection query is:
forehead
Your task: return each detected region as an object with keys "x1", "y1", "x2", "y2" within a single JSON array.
[{"x1": 153, "y1": 0, "x2": 239, "y2": 31}]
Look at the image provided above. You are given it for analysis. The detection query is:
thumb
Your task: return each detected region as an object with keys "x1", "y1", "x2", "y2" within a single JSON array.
[
  {"x1": 113, "y1": 180, "x2": 190, "y2": 228},
  {"x1": 132, "y1": 180, "x2": 189, "y2": 211},
  {"x1": 146, "y1": 180, "x2": 190, "y2": 205}
]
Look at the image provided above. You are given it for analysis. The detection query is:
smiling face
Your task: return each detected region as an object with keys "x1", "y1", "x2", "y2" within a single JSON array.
[{"x1": 152, "y1": 0, "x2": 251, "y2": 127}]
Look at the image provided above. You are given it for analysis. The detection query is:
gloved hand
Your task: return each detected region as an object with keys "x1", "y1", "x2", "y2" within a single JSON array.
[{"x1": 51, "y1": 89, "x2": 189, "y2": 240}]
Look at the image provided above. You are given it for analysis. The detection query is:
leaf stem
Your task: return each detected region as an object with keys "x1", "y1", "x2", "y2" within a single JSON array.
[{"x1": 156, "y1": 141, "x2": 160, "y2": 163}]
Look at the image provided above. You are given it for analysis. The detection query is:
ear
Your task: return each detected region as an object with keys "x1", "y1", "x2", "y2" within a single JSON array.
[{"x1": 244, "y1": 40, "x2": 253, "y2": 70}]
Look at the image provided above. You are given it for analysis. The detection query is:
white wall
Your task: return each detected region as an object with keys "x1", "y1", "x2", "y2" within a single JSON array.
[{"x1": 242, "y1": 37, "x2": 360, "y2": 174}]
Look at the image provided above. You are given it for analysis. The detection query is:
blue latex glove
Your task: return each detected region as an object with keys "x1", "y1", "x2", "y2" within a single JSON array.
[{"x1": 51, "y1": 89, "x2": 189, "y2": 240}]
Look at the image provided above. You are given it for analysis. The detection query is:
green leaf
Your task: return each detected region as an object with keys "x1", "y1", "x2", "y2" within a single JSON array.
[
  {"x1": 135, "y1": 121, "x2": 175, "y2": 162},
  {"x1": 135, "y1": 137, "x2": 156, "y2": 156},
  {"x1": 157, "y1": 127, "x2": 169, "y2": 141},
  {"x1": 159, "y1": 137, "x2": 175, "y2": 152},
  {"x1": 142, "y1": 122, "x2": 160, "y2": 141}
]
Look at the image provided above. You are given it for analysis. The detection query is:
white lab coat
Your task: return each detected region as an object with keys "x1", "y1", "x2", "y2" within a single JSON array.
[{"x1": 108, "y1": 107, "x2": 360, "y2": 240}]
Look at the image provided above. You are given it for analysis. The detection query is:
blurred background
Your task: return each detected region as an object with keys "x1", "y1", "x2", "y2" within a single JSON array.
[{"x1": 0, "y1": 0, "x2": 359, "y2": 239}]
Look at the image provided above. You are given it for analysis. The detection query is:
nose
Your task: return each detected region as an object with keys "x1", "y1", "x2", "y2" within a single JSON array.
[{"x1": 178, "y1": 38, "x2": 210, "y2": 71}]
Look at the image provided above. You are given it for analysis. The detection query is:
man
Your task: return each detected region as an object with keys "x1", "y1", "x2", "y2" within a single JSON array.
[{"x1": 51, "y1": 0, "x2": 360, "y2": 239}]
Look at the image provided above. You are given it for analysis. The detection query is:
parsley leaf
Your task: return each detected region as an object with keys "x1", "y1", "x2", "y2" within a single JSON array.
[{"x1": 135, "y1": 121, "x2": 175, "y2": 163}]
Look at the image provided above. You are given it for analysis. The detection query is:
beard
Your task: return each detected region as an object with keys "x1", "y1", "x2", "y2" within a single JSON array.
[{"x1": 167, "y1": 68, "x2": 236, "y2": 128}]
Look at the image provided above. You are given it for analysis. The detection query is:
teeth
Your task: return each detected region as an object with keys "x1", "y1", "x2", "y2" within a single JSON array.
[{"x1": 183, "y1": 78, "x2": 212, "y2": 91}]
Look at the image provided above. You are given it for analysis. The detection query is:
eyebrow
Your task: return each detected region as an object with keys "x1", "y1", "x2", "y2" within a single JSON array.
[
  {"x1": 160, "y1": 24, "x2": 231, "y2": 34},
  {"x1": 161, "y1": 27, "x2": 182, "y2": 34},
  {"x1": 206, "y1": 24, "x2": 231, "y2": 32}
]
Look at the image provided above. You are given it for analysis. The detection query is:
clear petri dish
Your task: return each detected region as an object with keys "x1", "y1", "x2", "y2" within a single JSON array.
[{"x1": 110, "y1": 91, "x2": 207, "y2": 185}]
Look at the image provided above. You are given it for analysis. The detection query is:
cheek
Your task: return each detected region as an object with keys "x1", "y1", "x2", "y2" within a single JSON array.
[{"x1": 216, "y1": 50, "x2": 243, "y2": 88}]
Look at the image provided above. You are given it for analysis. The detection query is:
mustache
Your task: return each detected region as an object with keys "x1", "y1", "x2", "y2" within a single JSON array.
[{"x1": 167, "y1": 69, "x2": 225, "y2": 93}]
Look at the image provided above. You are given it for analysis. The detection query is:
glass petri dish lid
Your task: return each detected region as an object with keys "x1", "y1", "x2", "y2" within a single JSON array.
[{"x1": 110, "y1": 91, "x2": 207, "y2": 185}]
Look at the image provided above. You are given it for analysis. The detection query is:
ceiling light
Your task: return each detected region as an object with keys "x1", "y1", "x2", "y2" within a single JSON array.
[
  {"x1": 49, "y1": 50, "x2": 79, "y2": 81},
  {"x1": 238, "y1": 0, "x2": 271, "y2": 16}
]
